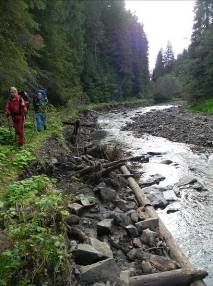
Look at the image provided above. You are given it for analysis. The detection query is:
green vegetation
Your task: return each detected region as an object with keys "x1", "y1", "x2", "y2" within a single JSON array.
[
  {"x1": 0, "y1": 109, "x2": 76, "y2": 285},
  {"x1": 189, "y1": 99, "x2": 213, "y2": 114},
  {"x1": 0, "y1": 175, "x2": 68, "y2": 285}
]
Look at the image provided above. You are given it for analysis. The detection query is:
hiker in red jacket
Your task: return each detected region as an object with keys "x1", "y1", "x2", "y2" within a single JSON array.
[{"x1": 5, "y1": 87, "x2": 27, "y2": 147}]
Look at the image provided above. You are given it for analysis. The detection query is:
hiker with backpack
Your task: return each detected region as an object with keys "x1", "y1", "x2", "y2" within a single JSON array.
[
  {"x1": 18, "y1": 91, "x2": 30, "y2": 112},
  {"x1": 5, "y1": 86, "x2": 27, "y2": 147},
  {"x1": 33, "y1": 88, "x2": 48, "y2": 131}
]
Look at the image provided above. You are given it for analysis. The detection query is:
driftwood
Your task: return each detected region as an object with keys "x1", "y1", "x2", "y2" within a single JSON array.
[
  {"x1": 130, "y1": 268, "x2": 208, "y2": 286},
  {"x1": 85, "y1": 162, "x2": 125, "y2": 184},
  {"x1": 121, "y1": 165, "x2": 207, "y2": 286},
  {"x1": 78, "y1": 155, "x2": 149, "y2": 177}
]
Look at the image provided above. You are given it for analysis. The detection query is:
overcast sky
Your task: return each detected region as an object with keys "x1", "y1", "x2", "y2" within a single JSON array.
[{"x1": 125, "y1": 0, "x2": 195, "y2": 71}]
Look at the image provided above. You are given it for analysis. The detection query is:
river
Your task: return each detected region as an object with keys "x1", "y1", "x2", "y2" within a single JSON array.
[{"x1": 98, "y1": 104, "x2": 213, "y2": 285}]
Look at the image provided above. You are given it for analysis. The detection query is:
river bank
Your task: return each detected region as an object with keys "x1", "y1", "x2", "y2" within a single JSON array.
[
  {"x1": 122, "y1": 105, "x2": 213, "y2": 148},
  {"x1": 0, "y1": 104, "x2": 211, "y2": 285},
  {"x1": 98, "y1": 104, "x2": 213, "y2": 285}
]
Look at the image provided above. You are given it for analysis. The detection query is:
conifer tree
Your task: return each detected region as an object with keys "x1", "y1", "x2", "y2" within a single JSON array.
[{"x1": 152, "y1": 49, "x2": 164, "y2": 81}]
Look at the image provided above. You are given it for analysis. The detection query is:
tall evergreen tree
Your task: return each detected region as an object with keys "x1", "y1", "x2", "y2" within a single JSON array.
[
  {"x1": 0, "y1": 0, "x2": 39, "y2": 96},
  {"x1": 152, "y1": 49, "x2": 164, "y2": 81},
  {"x1": 191, "y1": 0, "x2": 213, "y2": 45},
  {"x1": 163, "y1": 41, "x2": 175, "y2": 73}
]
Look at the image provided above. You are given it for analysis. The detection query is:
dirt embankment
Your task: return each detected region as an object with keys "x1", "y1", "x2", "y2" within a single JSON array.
[{"x1": 123, "y1": 105, "x2": 213, "y2": 148}]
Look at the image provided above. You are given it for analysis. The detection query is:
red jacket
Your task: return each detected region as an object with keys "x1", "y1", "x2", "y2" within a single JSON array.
[{"x1": 5, "y1": 95, "x2": 27, "y2": 116}]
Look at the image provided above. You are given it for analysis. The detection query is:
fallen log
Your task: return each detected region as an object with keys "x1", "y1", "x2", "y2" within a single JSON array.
[
  {"x1": 121, "y1": 165, "x2": 207, "y2": 286},
  {"x1": 129, "y1": 268, "x2": 208, "y2": 286},
  {"x1": 103, "y1": 155, "x2": 149, "y2": 169},
  {"x1": 78, "y1": 155, "x2": 149, "y2": 177}
]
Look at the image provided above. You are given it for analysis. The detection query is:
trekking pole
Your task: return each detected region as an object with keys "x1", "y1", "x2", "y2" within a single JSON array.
[{"x1": 7, "y1": 116, "x2": 12, "y2": 136}]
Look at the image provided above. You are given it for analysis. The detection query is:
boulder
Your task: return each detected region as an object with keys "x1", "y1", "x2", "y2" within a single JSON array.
[
  {"x1": 80, "y1": 258, "x2": 120, "y2": 284},
  {"x1": 72, "y1": 244, "x2": 106, "y2": 265},
  {"x1": 135, "y1": 218, "x2": 159, "y2": 233},
  {"x1": 143, "y1": 188, "x2": 168, "y2": 208},
  {"x1": 97, "y1": 219, "x2": 113, "y2": 235},
  {"x1": 139, "y1": 174, "x2": 165, "y2": 187},
  {"x1": 89, "y1": 237, "x2": 113, "y2": 258}
]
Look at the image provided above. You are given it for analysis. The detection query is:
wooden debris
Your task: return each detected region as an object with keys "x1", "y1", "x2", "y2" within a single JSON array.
[
  {"x1": 121, "y1": 165, "x2": 207, "y2": 286},
  {"x1": 129, "y1": 268, "x2": 208, "y2": 286}
]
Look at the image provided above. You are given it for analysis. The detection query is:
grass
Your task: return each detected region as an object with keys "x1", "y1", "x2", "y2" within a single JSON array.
[
  {"x1": 0, "y1": 108, "x2": 78, "y2": 285},
  {"x1": 189, "y1": 98, "x2": 213, "y2": 114}
]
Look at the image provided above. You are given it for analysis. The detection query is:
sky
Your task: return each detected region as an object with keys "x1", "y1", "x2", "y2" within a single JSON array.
[{"x1": 125, "y1": 0, "x2": 195, "y2": 71}]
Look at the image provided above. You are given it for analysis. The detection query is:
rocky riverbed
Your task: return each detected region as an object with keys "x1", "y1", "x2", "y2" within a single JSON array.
[
  {"x1": 19, "y1": 107, "x2": 209, "y2": 286},
  {"x1": 123, "y1": 105, "x2": 213, "y2": 148}
]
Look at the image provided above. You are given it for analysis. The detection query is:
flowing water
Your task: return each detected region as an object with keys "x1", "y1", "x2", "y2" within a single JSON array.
[{"x1": 97, "y1": 105, "x2": 213, "y2": 285}]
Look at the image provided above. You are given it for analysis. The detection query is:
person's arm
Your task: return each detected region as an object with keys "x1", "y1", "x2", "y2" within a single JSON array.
[{"x1": 5, "y1": 100, "x2": 11, "y2": 116}]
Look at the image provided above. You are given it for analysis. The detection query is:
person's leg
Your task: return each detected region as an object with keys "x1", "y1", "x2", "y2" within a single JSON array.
[
  {"x1": 36, "y1": 113, "x2": 42, "y2": 131},
  {"x1": 15, "y1": 117, "x2": 24, "y2": 146},
  {"x1": 41, "y1": 113, "x2": 47, "y2": 130}
]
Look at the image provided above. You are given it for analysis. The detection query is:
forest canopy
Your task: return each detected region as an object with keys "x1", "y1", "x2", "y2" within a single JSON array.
[{"x1": 0, "y1": 0, "x2": 149, "y2": 107}]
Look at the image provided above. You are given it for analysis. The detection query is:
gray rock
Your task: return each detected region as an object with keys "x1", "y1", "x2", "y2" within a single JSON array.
[
  {"x1": 164, "y1": 202, "x2": 181, "y2": 214},
  {"x1": 141, "y1": 261, "x2": 153, "y2": 273},
  {"x1": 142, "y1": 187, "x2": 168, "y2": 208},
  {"x1": 163, "y1": 190, "x2": 178, "y2": 201},
  {"x1": 125, "y1": 225, "x2": 138, "y2": 238},
  {"x1": 63, "y1": 214, "x2": 80, "y2": 226},
  {"x1": 72, "y1": 244, "x2": 105, "y2": 265},
  {"x1": 140, "y1": 229, "x2": 158, "y2": 246},
  {"x1": 97, "y1": 219, "x2": 113, "y2": 235},
  {"x1": 132, "y1": 238, "x2": 142, "y2": 248},
  {"x1": 127, "y1": 248, "x2": 138, "y2": 260},
  {"x1": 120, "y1": 270, "x2": 130, "y2": 285},
  {"x1": 68, "y1": 202, "x2": 84, "y2": 215},
  {"x1": 96, "y1": 186, "x2": 117, "y2": 203},
  {"x1": 160, "y1": 159, "x2": 173, "y2": 165},
  {"x1": 80, "y1": 258, "x2": 120, "y2": 284},
  {"x1": 139, "y1": 174, "x2": 165, "y2": 187},
  {"x1": 112, "y1": 212, "x2": 131, "y2": 227},
  {"x1": 115, "y1": 199, "x2": 129, "y2": 212},
  {"x1": 176, "y1": 176, "x2": 197, "y2": 187},
  {"x1": 130, "y1": 212, "x2": 139, "y2": 223},
  {"x1": 135, "y1": 218, "x2": 159, "y2": 233},
  {"x1": 90, "y1": 237, "x2": 113, "y2": 258}
]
